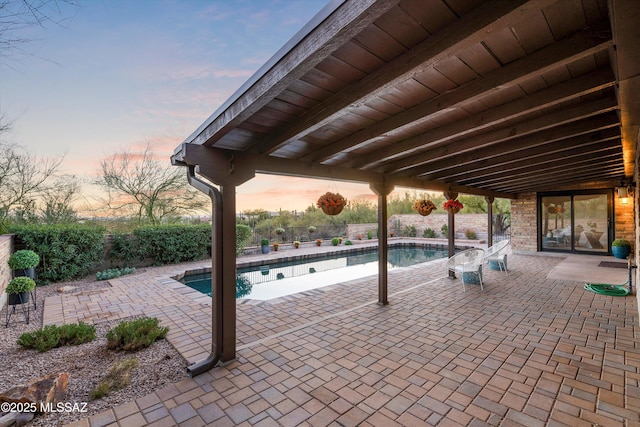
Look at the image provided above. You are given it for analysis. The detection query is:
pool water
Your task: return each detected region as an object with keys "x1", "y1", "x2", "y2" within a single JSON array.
[{"x1": 180, "y1": 246, "x2": 448, "y2": 301}]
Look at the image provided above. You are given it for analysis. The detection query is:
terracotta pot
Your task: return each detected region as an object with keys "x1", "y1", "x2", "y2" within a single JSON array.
[{"x1": 321, "y1": 205, "x2": 344, "y2": 215}]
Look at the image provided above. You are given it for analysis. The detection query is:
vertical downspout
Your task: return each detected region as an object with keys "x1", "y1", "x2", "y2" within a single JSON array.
[{"x1": 185, "y1": 166, "x2": 223, "y2": 376}]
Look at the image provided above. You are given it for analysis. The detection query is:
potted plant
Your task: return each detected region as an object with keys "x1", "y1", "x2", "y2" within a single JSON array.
[
  {"x1": 612, "y1": 239, "x2": 632, "y2": 259},
  {"x1": 315, "y1": 239, "x2": 322, "y2": 246},
  {"x1": 8, "y1": 249, "x2": 40, "y2": 279},
  {"x1": 308, "y1": 226, "x2": 316, "y2": 234},
  {"x1": 316, "y1": 192, "x2": 347, "y2": 215},
  {"x1": 5, "y1": 276, "x2": 36, "y2": 306},
  {"x1": 260, "y1": 238, "x2": 270, "y2": 254},
  {"x1": 413, "y1": 199, "x2": 437, "y2": 216},
  {"x1": 331, "y1": 237, "x2": 340, "y2": 246},
  {"x1": 294, "y1": 241, "x2": 300, "y2": 249},
  {"x1": 273, "y1": 242, "x2": 279, "y2": 252},
  {"x1": 442, "y1": 199, "x2": 464, "y2": 214},
  {"x1": 275, "y1": 227, "x2": 285, "y2": 236}
]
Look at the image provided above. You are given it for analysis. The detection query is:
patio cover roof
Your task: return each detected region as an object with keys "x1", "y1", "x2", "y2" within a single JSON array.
[{"x1": 172, "y1": 0, "x2": 640, "y2": 199}]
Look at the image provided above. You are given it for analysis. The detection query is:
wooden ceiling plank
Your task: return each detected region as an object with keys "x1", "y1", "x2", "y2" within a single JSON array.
[
  {"x1": 257, "y1": 0, "x2": 560, "y2": 155},
  {"x1": 459, "y1": 151, "x2": 622, "y2": 187},
  {"x1": 495, "y1": 166, "x2": 624, "y2": 192},
  {"x1": 386, "y1": 97, "x2": 619, "y2": 175},
  {"x1": 303, "y1": 27, "x2": 612, "y2": 164},
  {"x1": 341, "y1": 68, "x2": 614, "y2": 169},
  {"x1": 432, "y1": 133, "x2": 621, "y2": 182}
]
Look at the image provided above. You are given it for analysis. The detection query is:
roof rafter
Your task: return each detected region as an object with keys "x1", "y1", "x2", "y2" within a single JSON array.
[{"x1": 256, "y1": 0, "x2": 560, "y2": 155}]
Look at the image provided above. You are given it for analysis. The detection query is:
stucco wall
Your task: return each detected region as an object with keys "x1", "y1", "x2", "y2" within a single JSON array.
[{"x1": 0, "y1": 234, "x2": 13, "y2": 310}]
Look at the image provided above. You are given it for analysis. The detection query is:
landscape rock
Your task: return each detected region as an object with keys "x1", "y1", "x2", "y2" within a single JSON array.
[{"x1": 0, "y1": 373, "x2": 68, "y2": 412}]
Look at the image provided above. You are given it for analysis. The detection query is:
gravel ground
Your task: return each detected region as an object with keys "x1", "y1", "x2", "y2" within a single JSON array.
[{"x1": 0, "y1": 271, "x2": 189, "y2": 427}]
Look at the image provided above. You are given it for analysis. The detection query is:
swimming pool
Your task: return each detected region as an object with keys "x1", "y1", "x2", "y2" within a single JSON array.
[{"x1": 179, "y1": 246, "x2": 449, "y2": 301}]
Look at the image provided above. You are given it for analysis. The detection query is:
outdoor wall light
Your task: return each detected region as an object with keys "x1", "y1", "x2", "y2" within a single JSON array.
[
  {"x1": 618, "y1": 186, "x2": 628, "y2": 198},
  {"x1": 617, "y1": 181, "x2": 635, "y2": 204}
]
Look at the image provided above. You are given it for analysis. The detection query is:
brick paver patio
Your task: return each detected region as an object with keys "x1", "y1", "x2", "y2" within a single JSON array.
[{"x1": 48, "y1": 247, "x2": 639, "y2": 426}]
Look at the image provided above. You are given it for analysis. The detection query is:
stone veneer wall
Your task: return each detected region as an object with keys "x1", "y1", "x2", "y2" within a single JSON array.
[
  {"x1": 0, "y1": 234, "x2": 13, "y2": 310},
  {"x1": 510, "y1": 194, "x2": 537, "y2": 253}
]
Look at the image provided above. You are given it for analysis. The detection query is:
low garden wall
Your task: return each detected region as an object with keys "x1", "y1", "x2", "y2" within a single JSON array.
[
  {"x1": 0, "y1": 235, "x2": 13, "y2": 311},
  {"x1": 347, "y1": 214, "x2": 492, "y2": 240}
]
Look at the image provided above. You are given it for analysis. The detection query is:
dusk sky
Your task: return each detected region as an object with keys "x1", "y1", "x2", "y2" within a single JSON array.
[{"x1": 0, "y1": 0, "x2": 390, "y2": 213}]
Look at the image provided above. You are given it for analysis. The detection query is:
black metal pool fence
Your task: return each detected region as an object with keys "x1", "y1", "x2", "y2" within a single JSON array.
[{"x1": 246, "y1": 225, "x2": 510, "y2": 247}]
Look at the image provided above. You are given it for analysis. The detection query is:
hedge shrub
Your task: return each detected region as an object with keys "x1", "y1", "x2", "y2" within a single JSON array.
[
  {"x1": 11, "y1": 224, "x2": 106, "y2": 284},
  {"x1": 109, "y1": 224, "x2": 211, "y2": 266}
]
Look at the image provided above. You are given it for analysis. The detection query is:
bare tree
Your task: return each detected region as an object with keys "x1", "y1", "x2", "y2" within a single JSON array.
[
  {"x1": 0, "y1": 141, "x2": 65, "y2": 228},
  {"x1": 95, "y1": 143, "x2": 208, "y2": 225},
  {"x1": 40, "y1": 175, "x2": 81, "y2": 223},
  {"x1": 0, "y1": 0, "x2": 79, "y2": 61}
]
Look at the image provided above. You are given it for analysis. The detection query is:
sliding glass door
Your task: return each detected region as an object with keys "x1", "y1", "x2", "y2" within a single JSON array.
[{"x1": 539, "y1": 191, "x2": 612, "y2": 254}]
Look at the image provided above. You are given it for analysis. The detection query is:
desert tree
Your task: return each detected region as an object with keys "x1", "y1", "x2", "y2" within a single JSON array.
[
  {"x1": 95, "y1": 142, "x2": 208, "y2": 225},
  {"x1": 1, "y1": 0, "x2": 79, "y2": 62},
  {"x1": 0, "y1": 141, "x2": 66, "y2": 229}
]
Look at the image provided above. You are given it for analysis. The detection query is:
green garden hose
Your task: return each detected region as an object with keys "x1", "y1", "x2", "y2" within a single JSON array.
[{"x1": 584, "y1": 282, "x2": 630, "y2": 296}]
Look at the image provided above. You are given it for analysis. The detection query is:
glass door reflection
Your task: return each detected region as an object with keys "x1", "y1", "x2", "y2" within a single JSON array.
[
  {"x1": 574, "y1": 194, "x2": 608, "y2": 253},
  {"x1": 541, "y1": 196, "x2": 572, "y2": 250}
]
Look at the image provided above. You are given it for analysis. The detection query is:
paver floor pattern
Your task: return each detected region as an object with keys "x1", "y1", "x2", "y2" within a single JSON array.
[{"x1": 51, "y1": 253, "x2": 639, "y2": 426}]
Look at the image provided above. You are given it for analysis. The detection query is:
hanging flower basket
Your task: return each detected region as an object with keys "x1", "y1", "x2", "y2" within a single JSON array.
[
  {"x1": 443, "y1": 199, "x2": 463, "y2": 214},
  {"x1": 412, "y1": 199, "x2": 437, "y2": 216},
  {"x1": 317, "y1": 192, "x2": 347, "y2": 216}
]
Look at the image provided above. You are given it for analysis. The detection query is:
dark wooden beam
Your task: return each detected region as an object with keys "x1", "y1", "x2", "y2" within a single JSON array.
[
  {"x1": 311, "y1": 40, "x2": 614, "y2": 167},
  {"x1": 427, "y1": 130, "x2": 621, "y2": 182},
  {"x1": 172, "y1": 143, "x2": 516, "y2": 199},
  {"x1": 396, "y1": 103, "x2": 620, "y2": 177},
  {"x1": 257, "y1": 0, "x2": 561, "y2": 155},
  {"x1": 463, "y1": 153, "x2": 622, "y2": 188}
]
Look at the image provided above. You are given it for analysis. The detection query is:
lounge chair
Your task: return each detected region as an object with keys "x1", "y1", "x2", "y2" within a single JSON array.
[
  {"x1": 483, "y1": 240, "x2": 510, "y2": 274},
  {"x1": 445, "y1": 248, "x2": 485, "y2": 291}
]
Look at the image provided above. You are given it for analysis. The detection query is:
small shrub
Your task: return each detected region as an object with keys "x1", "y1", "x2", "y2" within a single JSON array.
[
  {"x1": 6, "y1": 277, "x2": 36, "y2": 294},
  {"x1": 403, "y1": 225, "x2": 417, "y2": 237},
  {"x1": 331, "y1": 237, "x2": 340, "y2": 246},
  {"x1": 367, "y1": 230, "x2": 373, "y2": 239},
  {"x1": 612, "y1": 239, "x2": 631, "y2": 247},
  {"x1": 96, "y1": 267, "x2": 136, "y2": 281},
  {"x1": 344, "y1": 240, "x2": 353, "y2": 245},
  {"x1": 90, "y1": 357, "x2": 139, "y2": 400},
  {"x1": 260, "y1": 238, "x2": 269, "y2": 246},
  {"x1": 17, "y1": 322, "x2": 96, "y2": 352},
  {"x1": 441, "y1": 224, "x2": 448, "y2": 237},
  {"x1": 423, "y1": 228, "x2": 436, "y2": 238},
  {"x1": 8, "y1": 250, "x2": 40, "y2": 270},
  {"x1": 465, "y1": 229, "x2": 477, "y2": 240},
  {"x1": 106, "y1": 317, "x2": 169, "y2": 352}
]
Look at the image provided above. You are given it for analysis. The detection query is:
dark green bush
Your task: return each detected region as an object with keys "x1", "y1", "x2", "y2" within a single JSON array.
[
  {"x1": 17, "y1": 322, "x2": 96, "y2": 352},
  {"x1": 110, "y1": 225, "x2": 211, "y2": 266},
  {"x1": 106, "y1": 317, "x2": 168, "y2": 351},
  {"x1": 11, "y1": 224, "x2": 106, "y2": 284},
  {"x1": 236, "y1": 224, "x2": 252, "y2": 255},
  {"x1": 96, "y1": 267, "x2": 136, "y2": 281}
]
